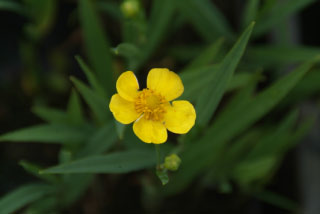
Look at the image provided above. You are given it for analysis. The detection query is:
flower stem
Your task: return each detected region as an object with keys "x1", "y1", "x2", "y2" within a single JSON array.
[{"x1": 155, "y1": 144, "x2": 161, "y2": 169}]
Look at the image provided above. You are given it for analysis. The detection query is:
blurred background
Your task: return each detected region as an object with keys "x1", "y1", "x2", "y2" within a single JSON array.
[{"x1": 0, "y1": 0, "x2": 320, "y2": 213}]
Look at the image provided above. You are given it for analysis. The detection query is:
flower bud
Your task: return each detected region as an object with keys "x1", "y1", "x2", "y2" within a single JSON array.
[
  {"x1": 164, "y1": 154, "x2": 181, "y2": 171},
  {"x1": 120, "y1": 0, "x2": 140, "y2": 18}
]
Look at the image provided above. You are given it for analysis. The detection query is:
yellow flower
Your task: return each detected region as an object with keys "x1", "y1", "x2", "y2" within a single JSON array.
[{"x1": 109, "y1": 68, "x2": 196, "y2": 144}]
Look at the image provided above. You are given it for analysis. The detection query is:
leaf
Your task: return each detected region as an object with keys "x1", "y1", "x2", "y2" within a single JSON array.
[
  {"x1": 255, "y1": 191, "x2": 299, "y2": 211},
  {"x1": 183, "y1": 38, "x2": 224, "y2": 71},
  {"x1": 247, "y1": 45, "x2": 320, "y2": 67},
  {"x1": 75, "y1": 55, "x2": 107, "y2": 98},
  {"x1": 233, "y1": 156, "x2": 277, "y2": 186},
  {"x1": 0, "y1": 124, "x2": 93, "y2": 144},
  {"x1": 241, "y1": 0, "x2": 260, "y2": 29},
  {"x1": 76, "y1": 122, "x2": 118, "y2": 158},
  {"x1": 32, "y1": 106, "x2": 70, "y2": 124},
  {"x1": 253, "y1": 0, "x2": 315, "y2": 37},
  {"x1": 196, "y1": 22, "x2": 255, "y2": 126},
  {"x1": 41, "y1": 150, "x2": 156, "y2": 174},
  {"x1": 133, "y1": 0, "x2": 175, "y2": 70},
  {"x1": 156, "y1": 169, "x2": 169, "y2": 185},
  {"x1": 79, "y1": 0, "x2": 114, "y2": 95},
  {"x1": 113, "y1": 43, "x2": 141, "y2": 69},
  {"x1": 176, "y1": 0, "x2": 234, "y2": 42},
  {"x1": 0, "y1": 183, "x2": 53, "y2": 214},
  {"x1": 163, "y1": 57, "x2": 318, "y2": 195},
  {"x1": 0, "y1": 1, "x2": 25, "y2": 15},
  {"x1": 67, "y1": 89, "x2": 85, "y2": 124},
  {"x1": 19, "y1": 160, "x2": 58, "y2": 183},
  {"x1": 70, "y1": 76, "x2": 110, "y2": 124}
]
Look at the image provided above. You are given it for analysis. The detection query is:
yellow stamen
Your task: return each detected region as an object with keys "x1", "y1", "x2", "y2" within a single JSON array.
[{"x1": 134, "y1": 89, "x2": 167, "y2": 121}]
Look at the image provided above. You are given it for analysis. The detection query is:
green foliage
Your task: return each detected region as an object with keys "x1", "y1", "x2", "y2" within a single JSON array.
[
  {"x1": 79, "y1": 0, "x2": 114, "y2": 95},
  {"x1": 0, "y1": 184, "x2": 54, "y2": 214},
  {"x1": 1, "y1": 0, "x2": 319, "y2": 213},
  {"x1": 41, "y1": 150, "x2": 156, "y2": 174}
]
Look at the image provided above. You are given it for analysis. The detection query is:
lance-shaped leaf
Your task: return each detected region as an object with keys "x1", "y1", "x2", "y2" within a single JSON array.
[
  {"x1": 0, "y1": 183, "x2": 53, "y2": 214},
  {"x1": 41, "y1": 150, "x2": 156, "y2": 174},
  {"x1": 79, "y1": 0, "x2": 114, "y2": 95},
  {"x1": 196, "y1": 22, "x2": 255, "y2": 126},
  {"x1": 0, "y1": 124, "x2": 93, "y2": 144}
]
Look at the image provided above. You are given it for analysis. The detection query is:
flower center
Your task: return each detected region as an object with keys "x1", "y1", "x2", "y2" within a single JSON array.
[{"x1": 135, "y1": 89, "x2": 167, "y2": 121}]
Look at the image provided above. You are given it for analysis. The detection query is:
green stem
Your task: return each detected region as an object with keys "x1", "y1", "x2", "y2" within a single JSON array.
[{"x1": 154, "y1": 144, "x2": 161, "y2": 169}]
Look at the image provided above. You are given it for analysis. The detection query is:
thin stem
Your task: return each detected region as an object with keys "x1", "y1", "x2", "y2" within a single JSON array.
[{"x1": 154, "y1": 144, "x2": 161, "y2": 169}]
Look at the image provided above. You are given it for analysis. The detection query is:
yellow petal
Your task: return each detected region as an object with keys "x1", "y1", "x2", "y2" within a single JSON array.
[
  {"x1": 109, "y1": 94, "x2": 141, "y2": 124},
  {"x1": 133, "y1": 116, "x2": 167, "y2": 144},
  {"x1": 164, "y1": 100, "x2": 196, "y2": 134},
  {"x1": 116, "y1": 71, "x2": 139, "y2": 102},
  {"x1": 147, "y1": 68, "x2": 184, "y2": 101}
]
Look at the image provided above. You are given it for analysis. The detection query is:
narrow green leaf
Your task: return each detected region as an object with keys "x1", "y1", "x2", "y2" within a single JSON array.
[
  {"x1": 0, "y1": 1, "x2": 25, "y2": 15},
  {"x1": 76, "y1": 122, "x2": 118, "y2": 158},
  {"x1": 247, "y1": 45, "x2": 320, "y2": 67},
  {"x1": 79, "y1": 0, "x2": 114, "y2": 95},
  {"x1": 113, "y1": 43, "x2": 141, "y2": 69},
  {"x1": 32, "y1": 106, "x2": 69, "y2": 124},
  {"x1": 0, "y1": 183, "x2": 53, "y2": 214},
  {"x1": 0, "y1": 124, "x2": 93, "y2": 144},
  {"x1": 233, "y1": 156, "x2": 277, "y2": 186},
  {"x1": 255, "y1": 191, "x2": 299, "y2": 211},
  {"x1": 196, "y1": 22, "x2": 255, "y2": 126},
  {"x1": 156, "y1": 169, "x2": 169, "y2": 185},
  {"x1": 133, "y1": 0, "x2": 175, "y2": 70},
  {"x1": 254, "y1": 0, "x2": 315, "y2": 37},
  {"x1": 19, "y1": 160, "x2": 58, "y2": 183},
  {"x1": 241, "y1": 0, "x2": 260, "y2": 29},
  {"x1": 70, "y1": 76, "x2": 109, "y2": 124},
  {"x1": 67, "y1": 89, "x2": 85, "y2": 124},
  {"x1": 75, "y1": 55, "x2": 107, "y2": 98},
  {"x1": 183, "y1": 38, "x2": 224, "y2": 71},
  {"x1": 176, "y1": 0, "x2": 234, "y2": 42},
  {"x1": 42, "y1": 150, "x2": 156, "y2": 174},
  {"x1": 164, "y1": 57, "x2": 318, "y2": 195}
]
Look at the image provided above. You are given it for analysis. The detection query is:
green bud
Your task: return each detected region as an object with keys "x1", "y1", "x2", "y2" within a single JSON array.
[
  {"x1": 164, "y1": 154, "x2": 181, "y2": 171},
  {"x1": 120, "y1": 0, "x2": 140, "y2": 18}
]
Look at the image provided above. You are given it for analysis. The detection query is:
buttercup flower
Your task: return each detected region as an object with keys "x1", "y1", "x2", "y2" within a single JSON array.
[{"x1": 109, "y1": 68, "x2": 196, "y2": 144}]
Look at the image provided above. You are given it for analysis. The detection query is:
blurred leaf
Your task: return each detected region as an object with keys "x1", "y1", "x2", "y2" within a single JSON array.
[
  {"x1": 196, "y1": 22, "x2": 255, "y2": 126},
  {"x1": 42, "y1": 150, "x2": 156, "y2": 174},
  {"x1": 183, "y1": 38, "x2": 224, "y2": 71},
  {"x1": 247, "y1": 45, "x2": 320, "y2": 67},
  {"x1": 233, "y1": 156, "x2": 276, "y2": 186},
  {"x1": 0, "y1": 183, "x2": 53, "y2": 214},
  {"x1": 176, "y1": 0, "x2": 234, "y2": 42},
  {"x1": 76, "y1": 122, "x2": 118, "y2": 158},
  {"x1": 60, "y1": 174, "x2": 93, "y2": 208},
  {"x1": 75, "y1": 55, "x2": 107, "y2": 98},
  {"x1": 79, "y1": 0, "x2": 114, "y2": 95},
  {"x1": 133, "y1": 0, "x2": 175, "y2": 70},
  {"x1": 113, "y1": 43, "x2": 142, "y2": 69},
  {"x1": 0, "y1": 1, "x2": 25, "y2": 15},
  {"x1": 254, "y1": 0, "x2": 315, "y2": 37},
  {"x1": 24, "y1": 0, "x2": 56, "y2": 40},
  {"x1": 67, "y1": 89, "x2": 85, "y2": 124},
  {"x1": 156, "y1": 169, "x2": 169, "y2": 185},
  {"x1": 32, "y1": 106, "x2": 69, "y2": 124},
  {"x1": 246, "y1": 110, "x2": 298, "y2": 160},
  {"x1": 97, "y1": 1, "x2": 123, "y2": 21},
  {"x1": 70, "y1": 76, "x2": 110, "y2": 124},
  {"x1": 0, "y1": 124, "x2": 93, "y2": 144},
  {"x1": 164, "y1": 57, "x2": 318, "y2": 195},
  {"x1": 115, "y1": 120, "x2": 126, "y2": 140},
  {"x1": 255, "y1": 191, "x2": 299, "y2": 211},
  {"x1": 19, "y1": 160, "x2": 58, "y2": 183},
  {"x1": 241, "y1": 0, "x2": 260, "y2": 29}
]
